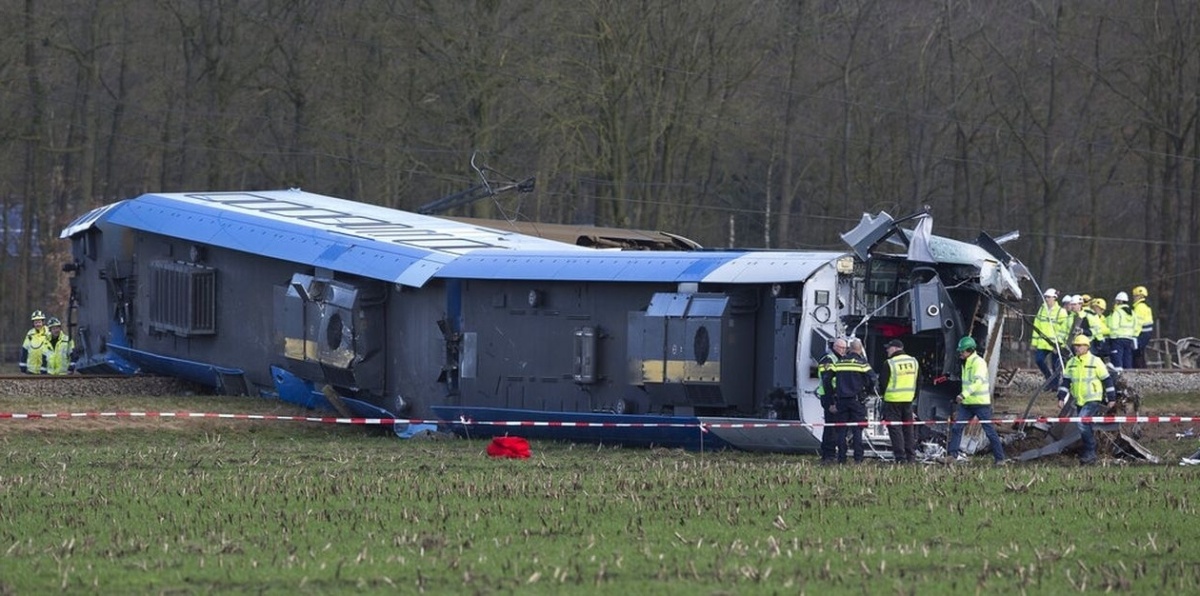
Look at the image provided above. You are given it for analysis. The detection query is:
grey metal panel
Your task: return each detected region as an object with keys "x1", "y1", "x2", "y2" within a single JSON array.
[
  {"x1": 573, "y1": 326, "x2": 598, "y2": 384},
  {"x1": 701, "y1": 420, "x2": 821, "y2": 454},
  {"x1": 911, "y1": 280, "x2": 948, "y2": 333},
  {"x1": 687, "y1": 295, "x2": 729, "y2": 318},
  {"x1": 646, "y1": 292, "x2": 690, "y2": 317}
]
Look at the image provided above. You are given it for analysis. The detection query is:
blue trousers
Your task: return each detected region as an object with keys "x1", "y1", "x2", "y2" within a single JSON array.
[
  {"x1": 832, "y1": 398, "x2": 867, "y2": 462},
  {"x1": 947, "y1": 403, "x2": 1005, "y2": 462},
  {"x1": 1075, "y1": 401, "x2": 1105, "y2": 461},
  {"x1": 1034, "y1": 349, "x2": 1061, "y2": 380},
  {"x1": 1111, "y1": 338, "x2": 1134, "y2": 369}
]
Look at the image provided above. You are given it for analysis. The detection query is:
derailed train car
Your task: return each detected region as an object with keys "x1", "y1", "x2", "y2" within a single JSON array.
[{"x1": 59, "y1": 190, "x2": 1028, "y2": 452}]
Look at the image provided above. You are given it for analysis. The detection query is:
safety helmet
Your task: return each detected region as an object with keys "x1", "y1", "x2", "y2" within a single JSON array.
[
  {"x1": 1091, "y1": 297, "x2": 1107, "y2": 311},
  {"x1": 957, "y1": 336, "x2": 977, "y2": 352},
  {"x1": 1132, "y1": 286, "x2": 1148, "y2": 299},
  {"x1": 30, "y1": 310, "x2": 45, "y2": 321},
  {"x1": 1043, "y1": 288, "x2": 1058, "y2": 298},
  {"x1": 1081, "y1": 294, "x2": 1092, "y2": 305},
  {"x1": 1115, "y1": 291, "x2": 1129, "y2": 302},
  {"x1": 1072, "y1": 334, "x2": 1091, "y2": 346},
  {"x1": 47, "y1": 317, "x2": 62, "y2": 327}
]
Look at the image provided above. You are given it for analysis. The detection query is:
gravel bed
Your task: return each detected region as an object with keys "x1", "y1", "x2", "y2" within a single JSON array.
[
  {"x1": 0, "y1": 375, "x2": 200, "y2": 399},
  {"x1": 1000, "y1": 369, "x2": 1200, "y2": 397}
]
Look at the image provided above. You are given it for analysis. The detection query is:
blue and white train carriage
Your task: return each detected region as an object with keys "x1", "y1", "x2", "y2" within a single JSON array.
[{"x1": 59, "y1": 190, "x2": 1028, "y2": 452}]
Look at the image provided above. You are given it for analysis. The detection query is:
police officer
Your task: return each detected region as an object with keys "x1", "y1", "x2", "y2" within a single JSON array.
[
  {"x1": 817, "y1": 337, "x2": 847, "y2": 464},
  {"x1": 20, "y1": 310, "x2": 49, "y2": 374},
  {"x1": 45, "y1": 317, "x2": 76, "y2": 375},
  {"x1": 1131, "y1": 286, "x2": 1154, "y2": 368},
  {"x1": 1057, "y1": 334, "x2": 1116, "y2": 465},
  {"x1": 946, "y1": 336, "x2": 1006, "y2": 465},
  {"x1": 828, "y1": 338, "x2": 875, "y2": 464},
  {"x1": 882, "y1": 339, "x2": 918, "y2": 463}
]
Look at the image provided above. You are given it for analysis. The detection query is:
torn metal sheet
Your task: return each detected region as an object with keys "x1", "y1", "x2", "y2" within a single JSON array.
[
  {"x1": 1111, "y1": 432, "x2": 1160, "y2": 463},
  {"x1": 1018, "y1": 433, "x2": 1081, "y2": 461},
  {"x1": 1017, "y1": 421, "x2": 1159, "y2": 462}
]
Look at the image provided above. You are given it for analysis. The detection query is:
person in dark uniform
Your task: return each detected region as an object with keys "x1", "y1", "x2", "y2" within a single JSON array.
[
  {"x1": 829, "y1": 338, "x2": 876, "y2": 463},
  {"x1": 817, "y1": 337, "x2": 848, "y2": 464}
]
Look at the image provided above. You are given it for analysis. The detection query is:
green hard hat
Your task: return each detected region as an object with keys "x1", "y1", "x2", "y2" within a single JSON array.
[{"x1": 957, "y1": 336, "x2": 977, "y2": 352}]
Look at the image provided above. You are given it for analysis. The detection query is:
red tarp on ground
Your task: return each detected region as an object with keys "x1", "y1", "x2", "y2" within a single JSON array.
[{"x1": 486, "y1": 436, "x2": 531, "y2": 459}]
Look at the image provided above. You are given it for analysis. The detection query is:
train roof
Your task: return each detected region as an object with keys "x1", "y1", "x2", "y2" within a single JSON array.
[
  {"x1": 59, "y1": 189, "x2": 1018, "y2": 293},
  {"x1": 60, "y1": 190, "x2": 590, "y2": 287},
  {"x1": 59, "y1": 189, "x2": 849, "y2": 288},
  {"x1": 433, "y1": 250, "x2": 845, "y2": 283}
]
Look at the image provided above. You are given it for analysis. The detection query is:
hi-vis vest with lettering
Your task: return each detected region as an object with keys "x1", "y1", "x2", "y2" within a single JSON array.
[{"x1": 884, "y1": 353, "x2": 918, "y2": 403}]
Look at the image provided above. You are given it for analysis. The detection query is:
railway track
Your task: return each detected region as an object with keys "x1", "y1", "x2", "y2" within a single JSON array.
[{"x1": 0, "y1": 374, "x2": 143, "y2": 380}]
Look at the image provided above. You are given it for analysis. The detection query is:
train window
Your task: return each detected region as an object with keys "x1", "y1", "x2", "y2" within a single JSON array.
[
  {"x1": 865, "y1": 259, "x2": 903, "y2": 296},
  {"x1": 147, "y1": 260, "x2": 217, "y2": 337},
  {"x1": 82, "y1": 230, "x2": 98, "y2": 261},
  {"x1": 693, "y1": 326, "x2": 710, "y2": 365}
]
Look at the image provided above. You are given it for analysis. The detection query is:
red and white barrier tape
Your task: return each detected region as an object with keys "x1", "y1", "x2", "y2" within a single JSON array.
[{"x1": 0, "y1": 411, "x2": 1196, "y2": 428}]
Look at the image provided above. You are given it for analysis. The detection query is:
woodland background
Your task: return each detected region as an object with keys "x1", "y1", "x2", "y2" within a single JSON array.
[{"x1": 2, "y1": 0, "x2": 1199, "y2": 355}]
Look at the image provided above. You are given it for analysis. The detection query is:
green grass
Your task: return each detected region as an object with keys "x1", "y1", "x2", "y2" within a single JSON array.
[{"x1": 1, "y1": 393, "x2": 1199, "y2": 594}]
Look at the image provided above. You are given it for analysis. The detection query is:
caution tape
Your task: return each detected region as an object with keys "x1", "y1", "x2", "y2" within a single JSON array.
[{"x1": 0, "y1": 411, "x2": 1196, "y2": 428}]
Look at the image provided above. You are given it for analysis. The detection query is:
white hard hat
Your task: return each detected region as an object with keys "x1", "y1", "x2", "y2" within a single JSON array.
[
  {"x1": 1115, "y1": 291, "x2": 1129, "y2": 302},
  {"x1": 1063, "y1": 295, "x2": 1077, "y2": 304},
  {"x1": 1043, "y1": 288, "x2": 1058, "y2": 298}
]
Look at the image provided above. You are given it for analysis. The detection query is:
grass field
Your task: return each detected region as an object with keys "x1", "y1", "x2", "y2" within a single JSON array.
[{"x1": 1, "y1": 392, "x2": 1198, "y2": 594}]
